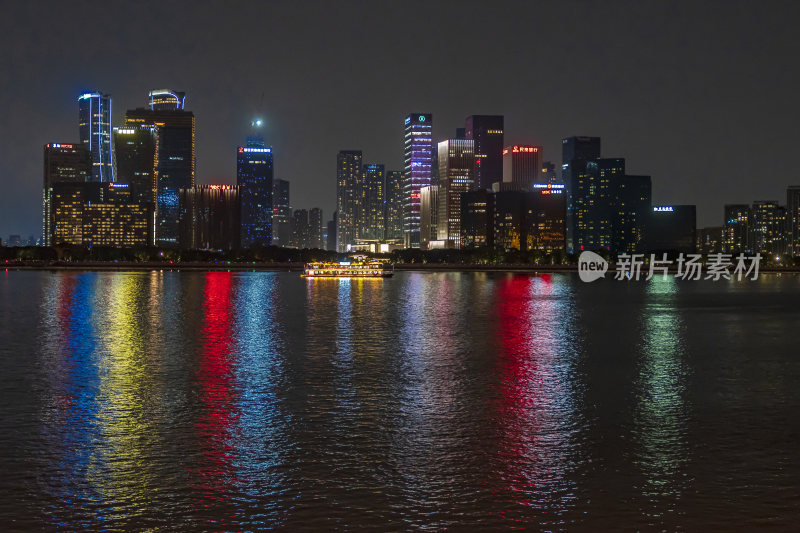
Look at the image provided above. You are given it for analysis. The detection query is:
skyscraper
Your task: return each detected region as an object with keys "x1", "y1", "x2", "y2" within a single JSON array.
[
  {"x1": 502, "y1": 145, "x2": 543, "y2": 191},
  {"x1": 336, "y1": 150, "x2": 363, "y2": 252},
  {"x1": 113, "y1": 125, "x2": 157, "y2": 206},
  {"x1": 237, "y1": 131, "x2": 273, "y2": 248},
  {"x1": 465, "y1": 115, "x2": 504, "y2": 191},
  {"x1": 309, "y1": 207, "x2": 324, "y2": 249},
  {"x1": 403, "y1": 113, "x2": 433, "y2": 248},
  {"x1": 291, "y1": 209, "x2": 310, "y2": 249},
  {"x1": 148, "y1": 89, "x2": 186, "y2": 110},
  {"x1": 787, "y1": 186, "x2": 800, "y2": 256},
  {"x1": 751, "y1": 201, "x2": 787, "y2": 256},
  {"x1": 460, "y1": 189, "x2": 494, "y2": 249},
  {"x1": 613, "y1": 174, "x2": 651, "y2": 253},
  {"x1": 78, "y1": 91, "x2": 113, "y2": 182},
  {"x1": 272, "y1": 179, "x2": 291, "y2": 246},
  {"x1": 125, "y1": 90, "x2": 195, "y2": 247},
  {"x1": 420, "y1": 185, "x2": 439, "y2": 249},
  {"x1": 437, "y1": 139, "x2": 475, "y2": 248},
  {"x1": 384, "y1": 170, "x2": 404, "y2": 242},
  {"x1": 362, "y1": 164, "x2": 385, "y2": 241},
  {"x1": 568, "y1": 156, "x2": 624, "y2": 253},
  {"x1": 723, "y1": 204, "x2": 751, "y2": 253},
  {"x1": 542, "y1": 161, "x2": 559, "y2": 185},
  {"x1": 42, "y1": 143, "x2": 92, "y2": 246},
  {"x1": 562, "y1": 136, "x2": 601, "y2": 252}
]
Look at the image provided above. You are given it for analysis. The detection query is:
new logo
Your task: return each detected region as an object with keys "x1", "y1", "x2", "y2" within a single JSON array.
[{"x1": 578, "y1": 251, "x2": 608, "y2": 282}]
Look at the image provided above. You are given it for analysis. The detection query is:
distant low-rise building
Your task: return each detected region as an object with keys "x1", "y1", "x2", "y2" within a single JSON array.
[{"x1": 646, "y1": 205, "x2": 696, "y2": 255}]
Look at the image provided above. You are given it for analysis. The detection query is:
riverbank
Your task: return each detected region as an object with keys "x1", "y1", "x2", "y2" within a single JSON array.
[{"x1": 4, "y1": 260, "x2": 800, "y2": 273}]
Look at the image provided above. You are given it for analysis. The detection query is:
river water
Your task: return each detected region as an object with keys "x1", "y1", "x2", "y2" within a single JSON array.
[{"x1": 0, "y1": 270, "x2": 798, "y2": 530}]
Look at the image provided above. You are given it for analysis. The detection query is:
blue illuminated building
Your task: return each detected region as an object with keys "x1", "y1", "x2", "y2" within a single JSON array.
[
  {"x1": 78, "y1": 91, "x2": 113, "y2": 182},
  {"x1": 237, "y1": 126, "x2": 273, "y2": 248},
  {"x1": 403, "y1": 113, "x2": 433, "y2": 248}
]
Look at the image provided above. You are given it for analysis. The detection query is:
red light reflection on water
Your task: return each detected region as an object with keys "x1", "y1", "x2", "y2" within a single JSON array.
[{"x1": 192, "y1": 272, "x2": 239, "y2": 521}]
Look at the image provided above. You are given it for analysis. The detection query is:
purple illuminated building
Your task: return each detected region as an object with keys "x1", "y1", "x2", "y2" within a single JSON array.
[{"x1": 402, "y1": 113, "x2": 432, "y2": 248}]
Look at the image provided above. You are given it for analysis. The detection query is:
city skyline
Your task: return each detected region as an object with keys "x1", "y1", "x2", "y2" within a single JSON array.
[{"x1": 2, "y1": 1, "x2": 799, "y2": 238}]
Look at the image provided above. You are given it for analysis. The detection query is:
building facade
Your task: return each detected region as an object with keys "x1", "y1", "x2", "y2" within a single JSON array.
[
  {"x1": 336, "y1": 150, "x2": 363, "y2": 252},
  {"x1": 751, "y1": 201, "x2": 787, "y2": 256},
  {"x1": 646, "y1": 205, "x2": 697, "y2": 255},
  {"x1": 237, "y1": 137, "x2": 273, "y2": 248},
  {"x1": 78, "y1": 91, "x2": 113, "y2": 182},
  {"x1": 309, "y1": 207, "x2": 324, "y2": 249},
  {"x1": 787, "y1": 186, "x2": 800, "y2": 256},
  {"x1": 502, "y1": 145, "x2": 543, "y2": 191},
  {"x1": 362, "y1": 164, "x2": 385, "y2": 241},
  {"x1": 460, "y1": 189, "x2": 494, "y2": 249},
  {"x1": 51, "y1": 182, "x2": 150, "y2": 247},
  {"x1": 43, "y1": 143, "x2": 92, "y2": 246},
  {"x1": 178, "y1": 185, "x2": 241, "y2": 251},
  {"x1": 465, "y1": 115, "x2": 504, "y2": 191},
  {"x1": 723, "y1": 204, "x2": 751, "y2": 253},
  {"x1": 420, "y1": 185, "x2": 439, "y2": 249},
  {"x1": 125, "y1": 90, "x2": 195, "y2": 247},
  {"x1": 403, "y1": 114, "x2": 433, "y2": 248},
  {"x1": 562, "y1": 136, "x2": 601, "y2": 252},
  {"x1": 437, "y1": 139, "x2": 475, "y2": 248},
  {"x1": 384, "y1": 170, "x2": 404, "y2": 242}
]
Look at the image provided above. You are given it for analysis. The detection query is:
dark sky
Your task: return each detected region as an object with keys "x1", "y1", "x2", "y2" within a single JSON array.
[{"x1": 2, "y1": 0, "x2": 799, "y2": 238}]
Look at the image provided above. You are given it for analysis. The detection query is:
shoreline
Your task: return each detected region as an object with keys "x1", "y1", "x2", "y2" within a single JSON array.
[{"x1": 3, "y1": 261, "x2": 800, "y2": 274}]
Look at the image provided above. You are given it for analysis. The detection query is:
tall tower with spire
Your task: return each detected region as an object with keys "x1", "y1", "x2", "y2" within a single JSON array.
[{"x1": 237, "y1": 118, "x2": 273, "y2": 247}]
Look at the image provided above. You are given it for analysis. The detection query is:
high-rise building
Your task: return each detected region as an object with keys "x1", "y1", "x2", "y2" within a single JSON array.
[
  {"x1": 291, "y1": 209, "x2": 310, "y2": 249},
  {"x1": 384, "y1": 170, "x2": 404, "y2": 242},
  {"x1": 403, "y1": 114, "x2": 433, "y2": 248},
  {"x1": 326, "y1": 212, "x2": 338, "y2": 251},
  {"x1": 362, "y1": 164, "x2": 385, "y2": 241},
  {"x1": 751, "y1": 201, "x2": 787, "y2": 256},
  {"x1": 787, "y1": 186, "x2": 800, "y2": 257},
  {"x1": 613, "y1": 174, "x2": 651, "y2": 254},
  {"x1": 178, "y1": 185, "x2": 241, "y2": 251},
  {"x1": 465, "y1": 115, "x2": 504, "y2": 191},
  {"x1": 42, "y1": 143, "x2": 92, "y2": 246},
  {"x1": 125, "y1": 90, "x2": 195, "y2": 247},
  {"x1": 723, "y1": 204, "x2": 752, "y2": 253},
  {"x1": 309, "y1": 207, "x2": 324, "y2": 249},
  {"x1": 420, "y1": 185, "x2": 439, "y2": 249},
  {"x1": 525, "y1": 185, "x2": 567, "y2": 253},
  {"x1": 646, "y1": 205, "x2": 697, "y2": 255},
  {"x1": 562, "y1": 136, "x2": 601, "y2": 251},
  {"x1": 78, "y1": 91, "x2": 113, "y2": 182},
  {"x1": 461, "y1": 189, "x2": 494, "y2": 249},
  {"x1": 51, "y1": 182, "x2": 150, "y2": 247},
  {"x1": 437, "y1": 139, "x2": 475, "y2": 248},
  {"x1": 502, "y1": 145, "x2": 542, "y2": 191},
  {"x1": 237, "y1": 133, "x2": 273, "y2": 248},
  {"x1": 336, "y1": 150, "x2": 363, "y2": 252},
  {"x1": 271, "y1": 179, "x2": 291, "y2": 247},
  {"x1": 569, "y1": 157, "x2": 624, "y2": 253},
  {"x1": 113, "y1": 126, "x2": 157, "y2": 206}
]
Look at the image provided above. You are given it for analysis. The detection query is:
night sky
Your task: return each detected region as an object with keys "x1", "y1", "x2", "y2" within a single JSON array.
[{"x1": 1, "y1": 0, "x2": 799, "y2": 239}]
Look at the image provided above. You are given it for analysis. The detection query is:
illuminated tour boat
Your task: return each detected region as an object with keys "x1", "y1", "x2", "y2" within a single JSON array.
[{"x1": 302, "y1": 256, "x2": 393, "y2": 278}]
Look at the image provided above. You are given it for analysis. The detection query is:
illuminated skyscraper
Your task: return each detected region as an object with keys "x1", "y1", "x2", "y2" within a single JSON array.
[
  {"x1": 125, "y1": 90, "x2": 195, "y2": 246},
  {"x1": 751, "y1": 201, "x2": 787, "y2": 256},
  {"x1": 113, "y1": 126, "x2": 157, "y2": 206},
  {"x1": 336, "y1": 150, "x2": 363, "y2": 252},
  {"x1": 78, "y1": 91, "x2": 113, "y2": 182},
  {"x1": 502, "y1": 145, "x2": 542, "y2": 191},
  {"x1": 384, "y1": 170, "x2": 404, "y2": 241},
  {"x1": 465, "y1": 115, "x2": 504, "y2": 191},
  {"x1": 362, "y1": 163, "x2": 385, "y2": 241},
  {"x1": 237, "y1": 131, "x2": 273, "y2": 248},
  {"x1": 723, "y1": 204, "x2": 752, "y2": 253},
  {"x1": 437, "y1": 139, "x2": 474, "y2": 248},
  {"x1": 403, "y1": 113, "x2": 433, "y2": 248},
  {"x1": 272, "y1": 179, "x2": 291, "y2": 246},
  {"x1": 787, "y1": 186, "x2": 800, "y2": 256},
  {"x1": 420, "y1": 185, "x2": 439, "y2": 249},
  {"x1": 562, "y1": 136, "x2": 601, "y2": 252},
  {"x1": 42, "y1": 143, "x2": 92, "y2": 246}
]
